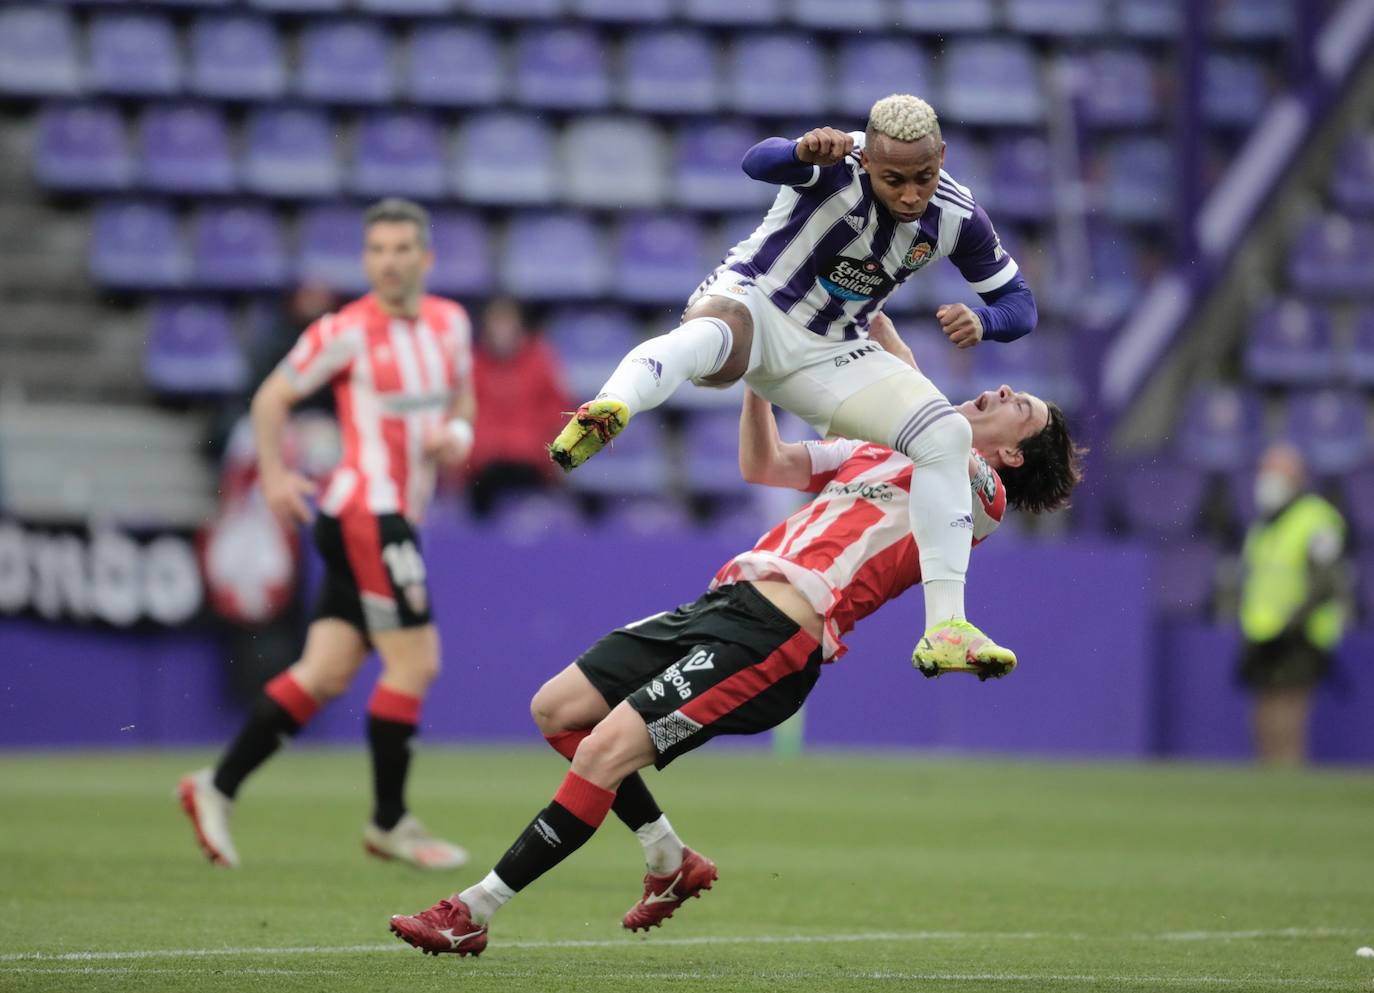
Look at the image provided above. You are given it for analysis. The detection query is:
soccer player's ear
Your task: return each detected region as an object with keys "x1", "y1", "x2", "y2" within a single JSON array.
[{"x1": 999, "y1": 445, "x2": 1025, "y2": 469}]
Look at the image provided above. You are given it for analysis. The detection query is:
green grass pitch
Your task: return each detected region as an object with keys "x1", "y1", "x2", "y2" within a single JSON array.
[{"x1": 2, "y1": 747, "x2": 1372, "y2": 992}]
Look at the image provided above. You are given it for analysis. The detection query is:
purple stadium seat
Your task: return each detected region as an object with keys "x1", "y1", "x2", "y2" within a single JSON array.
[
  {"x1": 727, "y1": 35, "x2": 828, "y2": 117},
  {"x1": 615, "y1": 214, "x2": 709, "y2": 306},
  {"x1": 968, "y1": 328, "x2": 1067, "y2": 404},
  {"x1": 358, "y1": 0, "x2": 453, "y2": 13},
  {"x1": 87, "y1": 13, "x2": 182, "y2": 97},
  {"x1": 90, "y1": 201, "x2": 187, "y2": 290},
  {"x1": 1176, "y1": 385, "x2": 1263, "y2": 473},
  {"x1": 1113, "y1": 458, "x2": 1209, "y2": 537},
  {"x1": 512, "y1": 25, "x2": 611, "y2": 112},
  {"x1": 1203, "y1": 55, "x2": 1270, "y2": 127},
  {"x1": 835, "y1": 39, "x2": 933, "y2": 121},
  {"x1": 1359, "y1": 553, "x2": 1374, "y2": 625},
  {"x1": 351, "y1": 112, "x2": 444, "y2": 199},
  {"x1": 466, "y1": 0, "x2": 564, "y2": 17},
  {"x1": 145, "y1": 299, "x2": 247, "y2": 396},
  {"x1": 0, "y1": 7, "x2": 80, "y2": 97},
  {"x1": 682, "y1": 411, "x2": 751, "y2": 495},
  {"x1": 570, "y1": 0, "x2": 673, "y2": 21},
  {"x1": 190, "y1": 205, "x2": 287, "y2": 291},
  {"x1": 298, "y1": 20, "x2": 393, "y2": 105},
  {"x1": 1005, "y1": 0, "x2": 1107, "y2": 36},
  {"x1": 1098, "y1": 137, "x2": 1173, "y2": 223},
  {"x1": 451, "y1": 113, "x2": 556, "y2": 206},
  {"x1": 896, "y1": 0, "x2": 997, "y2": 33},
  {"x1": 243, "y1": 108, "x2": 341, "y2": 198},
  {"x1": 248, "y1": 0, "x2": 345, "y2": 13},
  {"x1": 1289, "y1": 216, "x2": 1374, "y2": 297},
  {"x1": 674, "y1": 121, "x2": 774, "y2": 211},
  {"x1": 35, "y1": 104, "x2": 132, "y2": 193},
  {"x1": 622, "y1": 29, "x2": 719, "y2": 114},
  {"x1": 1079, "y1": 50, "x2": 1158, "y2": 127},
  {"x1": 681, "y1": 0, "x2": 782, "y2": 26},
  {"x1": 941, "y1": 136, "x2": 991, "y2": 203},
  {"x1": 565, "y1": 414, "x2": 669, "y2": 496},
  {"x1": 1348, "y1": 307, "x2": 1374, "y2": 387},
  {"x1": 501, "y1": 213, "x2": 608, "y2": 300},
  {"x1": 298, "y1": 204, "x2": 368, "y2": 295},
  {"x1": 925, "y1": 259, "x2": 983, "y2": 311},
  {"x1": 1243, "y1": 299, "x2": 1336, "y2": 387},
  {"x1": 940, "y1": 40, "x2": 1043, "y2": 126},
  {"x1": 789, "y1": 0, "x2": 888, "y2": 31},
  {"x1": 987, "y1": 137, "x2": 1052, "y2": 221},
  {"x1": 1213, "y1": 0, "x2": 1292, "y2": 40},
  {"x1": 139, "y1": 105, "x2": 235, "y2": 195},
  {"x1": 189, "y1": 15, "x2": 286, "y2": 101},
  {"x1": 1341, "y1": 468, "x2": 1374, "y2": 543},
  {"x1": 562, "y1": 117, "x2": 666, "y2": 209},
  {"x1": 1281, "y1": 390, "x2": 1371, "y2": 475},
  {"x1": 715, "y1": 213, "x2": 768, "y2": 264},
  {"x1": 545, "y1": 306, "x2": 640, "y2": 397},
  {"x1": 1078, "y1": 222, "x2": 1143, "y2": 323},
  {"x1": 1117, "y1": 0, "x2": 1178, "y2": 37},
  {"x1": 1332, "y1": 133, "x2": 1374, "y2": 216},
  {"x1": 406, "y1": 25, "x2": 504, "y2": 108},
  {"x1": 428, "y1": 211, "x2": 492, "y2": 299}
]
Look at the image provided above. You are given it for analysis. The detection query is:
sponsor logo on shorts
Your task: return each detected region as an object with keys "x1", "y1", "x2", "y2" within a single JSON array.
[
  {"x1": 646, "y1": 711, "x2": 704, "y2": 754},
  {"x1": 834, "y1": 343, "x2": 880, "y2": 367},
  {"x1": 633, "y1": 357, "x2": 663, "y2": 381},
  {"x1": 647, "y1": 679, "x2": 666, "y2": 700},
  {"x1": 681, "y1": 649, "x2": 715, "y2": 672}
]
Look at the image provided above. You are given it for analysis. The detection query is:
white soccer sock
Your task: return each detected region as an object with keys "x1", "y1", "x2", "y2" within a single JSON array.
[
  {"x1": 597, "y1": 317, "x2": 733, "y2": 416},
  {"x1": 891, "y1": 398, "x2": 973, "y2": 625},
  {"x1": 458, "y1": 871, "x2": 516, "y2": 925},
  {"x1": 634, "y1": 814, "x2": 684, "y2": 875}
]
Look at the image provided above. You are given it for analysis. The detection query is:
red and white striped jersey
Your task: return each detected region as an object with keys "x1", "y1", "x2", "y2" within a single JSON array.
[
  {"x1": 711, "y1": 438, "x2": 1006, "y2": 660},
  {"x1": 280, "y1": 293, "x2": 472, "y2": 524}
]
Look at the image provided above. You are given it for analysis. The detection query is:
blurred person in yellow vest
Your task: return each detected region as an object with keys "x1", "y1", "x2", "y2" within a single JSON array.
[{"x1": 1238, "y1": 442, "x2": 1350, "y2": 766}]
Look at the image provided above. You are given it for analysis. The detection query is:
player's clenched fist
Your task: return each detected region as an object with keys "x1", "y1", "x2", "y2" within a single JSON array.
[
  {"x1": 795, "y1": 127, "x2": 854, "y2": 166},
  {"x1": 936, "y1": 303, "x2": 984, "y2": 349}
]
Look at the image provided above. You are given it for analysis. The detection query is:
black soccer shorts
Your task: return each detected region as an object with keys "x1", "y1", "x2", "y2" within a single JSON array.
[
  {"x1": 575, "y1": 582, "x2": 823, "y2": 768},
  {"x1": 310, "y1": 511, "x2": 432, "y2": 638}
]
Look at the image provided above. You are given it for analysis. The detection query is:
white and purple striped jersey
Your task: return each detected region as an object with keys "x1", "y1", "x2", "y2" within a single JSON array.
[{"x1": 725, "y1": 131, "x2": 1020, "y2": 341}]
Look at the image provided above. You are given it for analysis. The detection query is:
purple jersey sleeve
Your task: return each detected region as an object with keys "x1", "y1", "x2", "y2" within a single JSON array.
[
  {"x1": 948, "y1": 205, "x2": 1019, "y2": 295},
  {"x1": 741, "y1": 137, "x2": 854, "y2": 193}
]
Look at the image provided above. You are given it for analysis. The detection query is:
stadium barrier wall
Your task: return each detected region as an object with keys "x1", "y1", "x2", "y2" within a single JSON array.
[{"x1": 2, "y1": 531, "x2": 1371, "y2": 762}]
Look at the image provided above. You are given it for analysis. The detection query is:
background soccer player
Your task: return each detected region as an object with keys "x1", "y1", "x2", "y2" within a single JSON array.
[
  {"x1": 551, "y1": 94, "x2": 1038, "y2": 686},
  {"x1": 392, "y1": 333, "x2": 1082, "y2": 956},
  {"x1": 179, "y1": 198, "x2": 476, "y2": 870}
]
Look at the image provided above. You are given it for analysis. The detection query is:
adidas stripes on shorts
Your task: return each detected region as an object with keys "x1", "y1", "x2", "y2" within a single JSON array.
[{"x1": 574, "y1": 582, "x2": 823, "y2": 768}]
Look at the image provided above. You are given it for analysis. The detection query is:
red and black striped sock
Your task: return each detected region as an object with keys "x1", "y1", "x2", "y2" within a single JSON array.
[
  {"x1": 367, "y1": 686, "x2": 422, "y2": 831},
  {"x1": 493, "y1": 770, "x2": 615, "y2": 892}
]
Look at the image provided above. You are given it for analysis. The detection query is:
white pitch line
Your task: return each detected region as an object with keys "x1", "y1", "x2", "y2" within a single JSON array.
[{"x1": 0, "y1": 926, "x2": 1362, "y2": 965}]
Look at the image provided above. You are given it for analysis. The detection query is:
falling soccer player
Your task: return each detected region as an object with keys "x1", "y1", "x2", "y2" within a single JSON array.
[
  {"x1": 392, "y1": 326, "x2": 1081, "y2": 956},
  {"x1": 550, "y1": 93, "x2": 1039, "y2": 679}
]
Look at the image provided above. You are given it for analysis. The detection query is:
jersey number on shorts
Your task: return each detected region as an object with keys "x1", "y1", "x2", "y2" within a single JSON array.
[{"x1": 382, "y1": 541, "x2": 426, "y2": 588}]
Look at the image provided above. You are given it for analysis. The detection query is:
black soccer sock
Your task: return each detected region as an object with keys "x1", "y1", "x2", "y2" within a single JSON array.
[
  {"x1": 213, "y1": 672, "x2": 318, "y2": 799},
  {"x1": 494, "y1": 771, "x2": 617, "y2": 892},
  {"x1": 612, "y1": 772, "x2": 664, "y2": 833},
  {"x1": 367, "y1": 715, "x2": 416, "y2": 831}
]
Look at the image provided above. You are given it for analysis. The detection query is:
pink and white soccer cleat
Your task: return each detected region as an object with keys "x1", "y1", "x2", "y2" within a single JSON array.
[
  {"x1": 622, "y1": 846, "x2": 718, "y2": 932},
  {"x1": 177, "y1": 768, "x2": 240, "y2": 868},
  {"x1": 389, "y1": 896, "x2": 488, "y2": 957}
]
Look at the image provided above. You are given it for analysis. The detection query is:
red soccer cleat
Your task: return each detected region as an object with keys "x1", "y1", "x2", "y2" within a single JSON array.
[
  {"x1": 389, "y1": 896, "x2": 488, "y2": 957},
  {"x1": 622, "y1": 846, "x2": 718, "y2": 932}
]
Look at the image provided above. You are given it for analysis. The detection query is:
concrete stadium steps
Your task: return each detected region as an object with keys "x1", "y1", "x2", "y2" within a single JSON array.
[{"x1": 0, "y1": 402, "x2": 216, "y2": 527}]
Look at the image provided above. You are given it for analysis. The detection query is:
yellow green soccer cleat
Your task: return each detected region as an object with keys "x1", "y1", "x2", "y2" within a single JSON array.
[
  {"x1": 913, "y1": 618, "x2": 1017, "y2": 681},
  {"x1": 548, "y1": 398, "x2": 630, "y2": 471}
]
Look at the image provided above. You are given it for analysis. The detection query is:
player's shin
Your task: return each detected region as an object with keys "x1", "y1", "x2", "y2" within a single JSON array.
[
  {"x1": 366, "y1": 686, "x2": 421, "y2": 830},
  {"x1": 597, "y1": 317, "x2": 733, "y2": 415},
  {"x1": 213, "y1": 671, "x2": 320, "y2": 798}
]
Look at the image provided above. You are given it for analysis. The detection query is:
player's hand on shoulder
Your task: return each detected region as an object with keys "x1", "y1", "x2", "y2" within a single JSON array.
[
  {"x1": 260, "y1": 469, "x2": 317, "y2": 526},
  {"x1": 936, "y1": 303, "x2": 984, "y2": 349},
  {"x1": 795, "y1": 127, "x2": 854, "y2": 166}
]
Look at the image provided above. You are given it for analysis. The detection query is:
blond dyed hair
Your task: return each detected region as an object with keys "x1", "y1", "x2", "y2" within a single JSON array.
[{"x1": 866, "y1": 94, "x2": 941, "y2": 144}]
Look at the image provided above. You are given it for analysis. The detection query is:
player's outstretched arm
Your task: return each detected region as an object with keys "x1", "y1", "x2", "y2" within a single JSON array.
[
  {"x1": 741, "y1": 127, "x2": 853, "y2": 186},
  {"x1": 866, "y1": 312, "x2": 919, "y2": 371},
  {"x1": 738, "y1": 388, "x2": 814, "y2": 490},
  {"x1": 251, "y1": 370, "x2": 317, "y2": 525}
]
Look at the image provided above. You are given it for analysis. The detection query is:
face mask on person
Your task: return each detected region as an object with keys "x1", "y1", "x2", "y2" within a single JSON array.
[{"x1": 1254, "y1": 472, "x2": 1298, "y2": 515}]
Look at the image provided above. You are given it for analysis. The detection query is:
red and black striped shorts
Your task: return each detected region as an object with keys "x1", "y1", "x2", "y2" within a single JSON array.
[{"x1": 575, "y1": 582, "x2": 823, "y2": 768}]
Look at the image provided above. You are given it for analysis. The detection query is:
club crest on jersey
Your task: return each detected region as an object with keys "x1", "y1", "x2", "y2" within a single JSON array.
[{"x1": 903, "y1": 240, "x2": 934, "y2": 270}]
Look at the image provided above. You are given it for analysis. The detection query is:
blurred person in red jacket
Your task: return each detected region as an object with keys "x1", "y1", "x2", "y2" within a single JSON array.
[{"x1": 468, "y1": 296, "x2": 572, "y2": 516}]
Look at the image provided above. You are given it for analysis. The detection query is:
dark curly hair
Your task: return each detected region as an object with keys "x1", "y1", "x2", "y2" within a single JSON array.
[{"x1": 997, "y1": 402, "x2": 1085, "y2": 514}]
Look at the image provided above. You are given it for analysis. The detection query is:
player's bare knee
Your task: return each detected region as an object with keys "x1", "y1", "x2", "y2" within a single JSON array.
[
  {"x1": 573, "y1": 722, "x2": 635, "y2": 779},
  {"x1": 529, "y1": 687, "x2": 562, "y2": 735}
]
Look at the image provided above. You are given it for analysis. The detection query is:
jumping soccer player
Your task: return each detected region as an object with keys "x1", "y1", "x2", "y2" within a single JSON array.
[
  {"x1": 393, "y1": 346, "x2": 1081, "y2": 955},
  {"x1": 550, "y1": 93, "x2": 1038, "y2": 681},
  {"x1": 179, "y1": 199, "x2": 475, "y2": 870}
]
